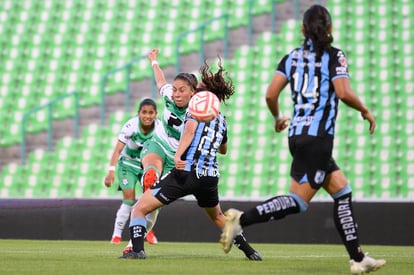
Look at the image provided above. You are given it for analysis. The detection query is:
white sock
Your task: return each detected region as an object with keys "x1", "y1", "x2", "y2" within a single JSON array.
[
  {"x1": 126, "y1": 239, "x2": 132, "y2": 248},
  {"x1": 145, "y1": 209, "x2": 159, "y2": 232},
  {"x1": 112, "y1": 203, "x2": 132, "y2": 238}
]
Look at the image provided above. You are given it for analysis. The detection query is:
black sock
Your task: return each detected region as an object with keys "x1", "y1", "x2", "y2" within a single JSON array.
[
  {"x1": 129, "y1": 225, "x2": 146, "y2": 253},
  {"x1": 333, "y1": 192, "x2": 364, "y2": 262},
  {"x1": 233, "y1": 232, "x2": 256, "y2": 256},
  {"x1": 240, "y1": 195, "x2": 300, "y2": 227}
]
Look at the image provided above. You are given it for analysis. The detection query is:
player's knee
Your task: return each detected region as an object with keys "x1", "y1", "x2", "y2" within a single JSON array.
[{"x1": 289, "y1": 193, "x2": 308, "y2": 212}]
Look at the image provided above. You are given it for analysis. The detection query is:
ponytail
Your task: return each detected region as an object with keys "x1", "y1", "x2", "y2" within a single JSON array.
[{"x1": 302, "y1": 5, "x2": 334, "y2": 58}]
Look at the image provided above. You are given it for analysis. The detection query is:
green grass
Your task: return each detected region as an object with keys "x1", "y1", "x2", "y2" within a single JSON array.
[{"x1": 0, "y1": 240, "x2": 412, "y2": 275}]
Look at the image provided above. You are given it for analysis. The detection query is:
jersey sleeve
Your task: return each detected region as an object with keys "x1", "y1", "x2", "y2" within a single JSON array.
[
  {"x1": 220, "y1": 115, "x2": 228, "y2": 145},
  {"x1": 184, "y1": 111, "x2": 198, "y2": 122},
  {"x1": 329, "y1": 48, "x2": 350, "y2": 81},
  {"x1": 221, "y1": 130, "x2": 228, "y2": 145},
  {"x1": 159, "y1": 83, "x2": 173, "y2": 99},
  {"x1": 275, "y1": 54, "x2": 289, "y2": 78},
  {"x1": 118, "y1": 117, "x2": 135, "y2": 144}
]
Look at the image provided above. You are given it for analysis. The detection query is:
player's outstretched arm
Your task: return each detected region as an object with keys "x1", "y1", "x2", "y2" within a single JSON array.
[{"x1": 148, "y1": 48, "x2": 167, "y2": 89}]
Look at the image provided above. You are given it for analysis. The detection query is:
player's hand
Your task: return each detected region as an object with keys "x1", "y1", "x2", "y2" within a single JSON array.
[
  {"x1": 174, "y1": 156, "x2": 186, "y2": 170},
  {"x1": 147, "y1": 48, "x2": 159, "y2": 63},
  {"x1": 361, "y1": 110, "x2": 376, "y2": 135},
  {"x1": 274, "y1": 116, "x2": 290, "y2": 132},
  {"x1": 104, "y1": 173, "x2": 114, "y2": 188}
]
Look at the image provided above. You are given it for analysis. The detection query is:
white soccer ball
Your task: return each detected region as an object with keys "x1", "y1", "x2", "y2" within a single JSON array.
[{"x1": 188, "y1": 91, "x2": 220, "y2": 122}]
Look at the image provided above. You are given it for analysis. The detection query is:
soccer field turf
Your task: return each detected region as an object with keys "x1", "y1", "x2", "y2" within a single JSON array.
[{"x1": 0, "y1": 240, "x2": 412, "y2": 275}]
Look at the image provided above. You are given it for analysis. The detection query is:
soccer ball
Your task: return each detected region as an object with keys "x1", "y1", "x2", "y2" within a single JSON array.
[{"x1": 188, "y1": 91, "x2": 220, "y2": 122}]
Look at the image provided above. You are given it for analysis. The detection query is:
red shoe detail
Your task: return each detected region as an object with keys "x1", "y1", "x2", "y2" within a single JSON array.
[
  {"x1": 143, "y1": 168, "x2": 158, "y2": 191},
  {"x1": 145, "y1": 229, "x2": 158, "y2": 244},
  {"x1": 122, "y1": 246, "x2": 133, "y2": 255},
  {"x1": 110, "y1": 236, "x2": 122, "y2": 244}
]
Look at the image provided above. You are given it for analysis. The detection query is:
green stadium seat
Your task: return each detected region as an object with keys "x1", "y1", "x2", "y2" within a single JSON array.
[
  {"x1": 56, "y1": 181, "x2": 78, "y2": 198},
  {"x1": 6, "y1": 165, "x2": 31, "y2": 198},
  {"x1": 0, "y1": 0, "x2": 411, "y2": 201},
  {"x1": 347, "y1": 4, "x2": 371, "y2": 22},
  {"x1": 220, "y1": 133, "x2": 250, "y2": 197}
]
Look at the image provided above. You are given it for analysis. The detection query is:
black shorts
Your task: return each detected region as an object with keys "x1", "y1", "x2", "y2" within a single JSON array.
[
  {"x1": 153, "y1": 168, "x2": 219, "y2": 208},
  {"x1": 288, "y1": 135, "x2": 339, "y2": 189}
]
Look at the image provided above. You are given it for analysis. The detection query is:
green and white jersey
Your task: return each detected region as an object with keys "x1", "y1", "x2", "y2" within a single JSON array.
[
  {"x1": 118, "y1": 116, "x2": 162, "y2": 162},
  {"x1": 154, "y1": 83, "x2": 188, "y2": 151}
]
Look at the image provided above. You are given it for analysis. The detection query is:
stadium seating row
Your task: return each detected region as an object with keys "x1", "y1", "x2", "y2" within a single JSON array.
[
  {"x1": 0, "y1": 0, "x2": 412, "y2": 200},
  {"x1": 0, "y1": 0, "x2": 274, "y2": 146}
]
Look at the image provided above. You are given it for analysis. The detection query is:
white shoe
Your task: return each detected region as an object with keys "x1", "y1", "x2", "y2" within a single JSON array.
[
  {"x1": 220, "y1": 208, "x2": 243, "y2": 254},
  {"x1": 350, "y1": 253, "x2": 386, "y2": 274}
]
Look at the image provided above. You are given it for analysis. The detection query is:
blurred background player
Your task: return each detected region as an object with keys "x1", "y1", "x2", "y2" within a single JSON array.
[
  {"x1": 220, "y1": 5, "x2": 385, "y2": 275},
  {"x1": 104, "y1": 98, "x2": 160, "y2": 245},
  {"x1": 121, "y1": 58, "x2": 262, "y2": 261}
]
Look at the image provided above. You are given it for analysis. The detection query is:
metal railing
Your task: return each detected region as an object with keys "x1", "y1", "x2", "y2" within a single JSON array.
[
  {"x1": 99, "y1": 54, "x2": 153, "y2": 125},
  {"x1": 274, "y1": 0, "x2": 307, "y2": 23},
  {"x1": 18, "y1": 0, "x2": 306, "y2": 164},
  {"x1": 21, "y1": 91, "x2": 79, "y2": 164}
]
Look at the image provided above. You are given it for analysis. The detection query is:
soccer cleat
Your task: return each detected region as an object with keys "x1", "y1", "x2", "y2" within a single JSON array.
[
  {"x1": 119, "y1": 250, "x2": 147, "y2": 259},
  {"x1": 122, "y1": 245, "x2": 132, "y2": 255},
  {"x1": 142, "y1": 168, "x2": 158, "y2": 191},
  {"x1": 145, "y1": 229, "x2": 158, "y2": 244},
  {"x1": 220, "y1": 208, "x2": 243, "y2": 253},
  {"x1": 350, "y1": 253, "x2": 386, "y2": 274},
  {"x1": 246, "y1": 251, "x2": 263, "y2": 261},
  {"x1": 110, "y1": 236, "x2": 122, "y2": 244}
]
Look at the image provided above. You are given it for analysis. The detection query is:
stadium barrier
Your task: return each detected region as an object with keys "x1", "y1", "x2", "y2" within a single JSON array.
[{"x1": 0, "y1": 199, "x2": 412, "y2": 246}]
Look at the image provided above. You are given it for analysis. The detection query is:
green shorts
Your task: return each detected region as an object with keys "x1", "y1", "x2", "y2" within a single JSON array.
[
  {"x1": 141, "y1": 139, "x2": 175, "y2": 176},
  {"x1": 116, "y1": 157, "x2": 143, "y2": 191}
]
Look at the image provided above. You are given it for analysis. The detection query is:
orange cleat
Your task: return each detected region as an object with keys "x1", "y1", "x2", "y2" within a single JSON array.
[
  {"x1": 142, "y1": 168, "x2": 158, "y2": 191},
  {"x1": 145, "y1": 229, "x2": 158, "y2": 244},
  {"x1": 110, "y1": 236, "x2": 122, "y2": 244}
]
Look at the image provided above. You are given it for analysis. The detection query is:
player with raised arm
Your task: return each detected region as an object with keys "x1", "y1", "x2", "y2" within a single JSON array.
[
  {"x1": 139, "y1": 49, "x2": 197, "y2": 191},
  {"x1": 121, "y1": 49, "x2": 197, "y2": 254},
  {"x1": 121, "y1": 58, "x2": 262, "y2": 261}
]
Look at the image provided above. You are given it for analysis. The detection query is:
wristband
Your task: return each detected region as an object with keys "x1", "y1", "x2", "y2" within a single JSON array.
[
  {"x1": 273, "y1": 115, "x2": 281, "y2": 122},
  {"x1": 108, "y1": 166, "x2": 116, "y2": 171},
  {"x1": 151, "y1": 60, "x2": 158, "y2": 66}
]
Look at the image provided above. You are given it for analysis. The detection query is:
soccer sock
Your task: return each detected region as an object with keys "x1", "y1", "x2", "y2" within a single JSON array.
[
  {"x1": 233, "y1": 232, "x2": 256, "y2": 256},
  {"x1": 333, "y1": 190, "x2": 364, "y2": 262},
  {"x1": 145, "y1": 208, "x2": 159, "y2": 232},
  {"x1": 112, "y1": 202, "x2": 133, "y2": 237},
  {"x1": 240, "y1": 195, "x2": 300, "y2": 227},
  {"x1": 129, "y1": 217, "x2": 147, "y2": 253},
  {"x1": 126, "y1": 239, "x2": 132, "y2": 248}
]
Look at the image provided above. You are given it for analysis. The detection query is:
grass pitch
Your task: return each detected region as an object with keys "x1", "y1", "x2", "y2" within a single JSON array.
[{"x1": 0, "y1": 240, "x2": 412, "y2": 275}]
